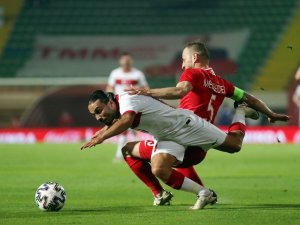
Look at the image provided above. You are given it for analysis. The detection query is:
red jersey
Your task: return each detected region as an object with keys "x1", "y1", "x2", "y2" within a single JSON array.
[{"x1": 178, "y1": 68, "x2": 235, "y2": 123}]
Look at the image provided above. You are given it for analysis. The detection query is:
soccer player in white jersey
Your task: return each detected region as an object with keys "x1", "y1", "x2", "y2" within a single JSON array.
[
  {"x1": 81, "y1": 90, "x2": 264, "y2": 209},
  {"x1": 106, "y1": 52, "x2": 149, "y2": 162},
  {"x1": 293, "y1": 66, "x2": 300, "y2": 126}
]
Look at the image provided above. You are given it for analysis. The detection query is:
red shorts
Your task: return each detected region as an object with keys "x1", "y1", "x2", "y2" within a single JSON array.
[{"x1": 139, "y1": 140, "x2": 207, "y2": 168}]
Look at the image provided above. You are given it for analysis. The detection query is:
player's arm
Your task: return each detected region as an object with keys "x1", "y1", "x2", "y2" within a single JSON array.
[
  {"x1": 81, "y1": 112, "x2": 135, "y2": 150},
  {"x1": 293, "y1": 91, "x2": 300, "y2": 107},
  {"x1": 101, "y1": 112, "x2": 135, "y2": 140},
  {"x1": 91, "y1": 126, "x2": 108, "y2": 139},
  {"x1": 126, "y1": 81, "x2": 193, "y2": 99},
  {"x1": 295, "y1": 66, "x2": 300, "y2": 81},
  {"x1": 232, "y1": 87, "x2": 290, "y2": 123},
  {"x1": 106, "y1": 71, "x2": 115, "y2": 92}
]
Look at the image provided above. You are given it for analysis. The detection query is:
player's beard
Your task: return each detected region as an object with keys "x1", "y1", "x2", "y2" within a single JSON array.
[{"x1": 100, "y1": 112, "x2": 117, "y2": 126}]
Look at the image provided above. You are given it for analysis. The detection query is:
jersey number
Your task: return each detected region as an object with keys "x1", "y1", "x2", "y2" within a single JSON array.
[{"x1": 207, "y1": 94, "x2": 216, "y2": 122}]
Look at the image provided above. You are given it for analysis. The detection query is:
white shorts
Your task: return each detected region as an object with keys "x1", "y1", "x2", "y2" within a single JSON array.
[
  {"x1": 170, "y1": 114, "x2": 227, "y2": 151},
  {"x1": 151, "y1": 141, "x2": 186, "y2": 162}
]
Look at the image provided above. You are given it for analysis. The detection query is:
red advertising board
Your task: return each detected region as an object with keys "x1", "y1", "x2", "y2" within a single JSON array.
[{"x1": 0, "y1": 127, "x2": 299, "y2": 144}]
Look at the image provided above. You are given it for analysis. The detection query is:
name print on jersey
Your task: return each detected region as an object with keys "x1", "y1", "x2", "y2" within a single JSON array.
[{"x1": 203, "y1": 79, "x2": 225, "y2": 94}]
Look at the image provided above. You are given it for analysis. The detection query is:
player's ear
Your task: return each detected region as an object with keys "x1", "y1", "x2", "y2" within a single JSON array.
[
  {"x1": 108, "y1": 99, "x2": 115, "y2": 108},
  {"x1": 192, "y1": 52, "x2": 199, "y2": 64}
]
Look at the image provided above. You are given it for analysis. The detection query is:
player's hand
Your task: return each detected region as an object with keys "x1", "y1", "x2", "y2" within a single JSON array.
[
  {"x1": 268, "y1": 113, "x2": 290, "y2": 123},
  {"x1": 91, "y1": 128, "x2": 105, "y2": 139},
  {"x1": 80, "y1": 135, "x2": 104, "y2": 150},
  {"x1": 125, "y1": 86, "x2": 150, "y2": 96}
]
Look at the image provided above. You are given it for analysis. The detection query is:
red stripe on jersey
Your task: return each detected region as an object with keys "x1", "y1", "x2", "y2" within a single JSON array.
[
  {"x1": 123, "y1": 110, "x2": 137, "y2": 116},
  {"x1": 131, "y1": 112, "x2": 142, "y2": 129},
  {"x1": 115, "y1": 94, "x2": 120, "y2": 118},
  {"x1": 115, "y1": 79, "x2": 138, "y2": 85},
  {"x1": 122, "y1": 110, "x2": 142, "y2": 129}
]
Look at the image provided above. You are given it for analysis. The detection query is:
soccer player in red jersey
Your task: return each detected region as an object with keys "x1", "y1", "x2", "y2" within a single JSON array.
[
  {"x1": 122, "y1": 41, "x2": 289, "y2": 207},
  {"x1": 81, "y1": 90, "x2": 261, "y2": 209},
  {"x1": 81, "y1": 89, "x2": 288, "y2": 210}
]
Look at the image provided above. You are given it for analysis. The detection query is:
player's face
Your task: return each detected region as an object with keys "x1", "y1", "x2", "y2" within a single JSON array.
[
  {"x1": 182, "y1": 47, "x2": 194, "y2": 70},
  {"x1": 119, "y1": 55, "x2": 133, "y2": 71},
  {"x1": 88, "y1": 99, "x2": 117, "y2": 126}
]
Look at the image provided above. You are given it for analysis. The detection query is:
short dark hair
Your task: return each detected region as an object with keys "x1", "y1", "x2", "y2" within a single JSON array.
[
  {"x1": 185, "y1": 41, "x2": 210, "y2": 60},
  {"x1": 120, "y1": 52, "x2": 131, "y2": 57},
  {"x1": 88, "y1": 90, "x2": 115, "y2": 104}
]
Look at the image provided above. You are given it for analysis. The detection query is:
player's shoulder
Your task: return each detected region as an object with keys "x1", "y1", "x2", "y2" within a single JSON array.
[
  {"x1": 183, "y1": 68, "x2": 196, "y2": 74},
  {"x1": 181, "y1": 68, "x2": 204, "y2": 80},
  {"x1": 131, "y1": 67, "x2": 145, "y2": 75},
  {"x1": 118, "y1": 92, "x2": 145, "y2": 101},
  {"x1": 110, "y1": 67, "x2": 122, "y2": 75}
]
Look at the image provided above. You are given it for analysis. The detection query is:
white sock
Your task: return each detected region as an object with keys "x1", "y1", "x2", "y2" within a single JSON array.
[
  {"x1": 180, "y1": 177, "x2": 208, "y2": 195},
  {"x1": 232, "y1": 108, "x2": 246, "y2": 125},
  {"x1": 115, "y1": 134, "x2": 126, "y2": 159}
]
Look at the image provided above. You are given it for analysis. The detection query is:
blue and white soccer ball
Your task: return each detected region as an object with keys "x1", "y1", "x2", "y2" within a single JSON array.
[{"x1": 35, "y1": 182, "x2": 66, "y2": 211}]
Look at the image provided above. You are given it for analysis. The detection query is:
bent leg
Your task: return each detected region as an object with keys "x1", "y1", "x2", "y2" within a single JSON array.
[
  {"x1": 122, "y1": 141, "x2": 163, "y2": 196},
  {"x1": 151, "y1": 142, "x2": 209, "y2": 195},
  {"x1": 215, "y1": 122, "x2": 246, "y2": 153},
  {"x1": 176, "y1": 146, "x2": 207, "y2": 186},
  {"x1": 176, "y1": 167, "x2": 204, "y2": 186}
]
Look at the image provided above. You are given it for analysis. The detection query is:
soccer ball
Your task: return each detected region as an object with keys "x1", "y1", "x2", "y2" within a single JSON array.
[{"x1": 35, "y1": 182, "x2": 66, "y2": 211}]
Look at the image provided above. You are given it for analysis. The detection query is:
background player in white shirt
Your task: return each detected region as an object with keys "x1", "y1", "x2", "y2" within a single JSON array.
[
  {"x1": 293, "y1": 66, "x2": 300, "y2": 126},
  {"x1": 81, "y1": 90, "x2": 263, "y2": 209},
  {"x1": 106, "y1": 52, "x2": 149, "y2": 162}
]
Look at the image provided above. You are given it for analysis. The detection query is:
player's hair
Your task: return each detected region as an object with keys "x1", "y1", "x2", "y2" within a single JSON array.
[
  {"x1": 185, "y1": 41, "x2": 210, "y2": 60},
  {"x1": 120, "y1": 52, "x2": 131, "y2": 57},
  {"x1": 88, "y1": 90, "x2": 115, "y2": 104}
]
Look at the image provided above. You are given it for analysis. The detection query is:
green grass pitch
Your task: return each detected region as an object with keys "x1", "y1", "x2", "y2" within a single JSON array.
[{"x1": 0, "y1": 143, "x2": 299, "y2": 225}]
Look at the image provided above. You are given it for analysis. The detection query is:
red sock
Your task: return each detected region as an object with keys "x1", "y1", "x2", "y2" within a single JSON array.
[
  {"x1": 229, "y1": 122, "x2": 246, "y2": 134},
  {"x1": 176, "y1": 167, "x2": 204, "y2": 186},
  {"x1": 165, "y1": 169, "x2": 185, "y2": 189},
  {"x1": 124, "y1": 156, "x2": 163, "y2": 196}
]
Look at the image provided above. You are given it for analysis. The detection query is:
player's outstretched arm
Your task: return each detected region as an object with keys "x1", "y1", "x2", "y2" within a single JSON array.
[
  {"x1": 242, "y1": 92, "x2": 290, "y2": 123},
  {"x1": 80, "y1": 113, "x2": 135, "y2": 150},
  {"x1": 125, "y1": 81, "x2": 193, "y2": 100}
]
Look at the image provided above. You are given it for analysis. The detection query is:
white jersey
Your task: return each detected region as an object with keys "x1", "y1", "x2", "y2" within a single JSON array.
[
  {"x1": 117, "y1": 93, "x2": 226, "y2": 152},
  {"x1": 108, "y1": 67, "x2": 148, "y2": 94},
  {"x1": 296, "y1": 85, "x2": 300, "y2": 97}
]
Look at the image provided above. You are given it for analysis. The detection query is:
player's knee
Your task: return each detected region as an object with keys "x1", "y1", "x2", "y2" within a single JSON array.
[
  {"x1": 121, "y1": 142, "x2": 133, "y2": 157},
  {"x1": 230, "y1": 144, "x2": 242, "y2": 153},
  {"x1": 151, "y1": 166, "x2": 169, "y2": 181}
]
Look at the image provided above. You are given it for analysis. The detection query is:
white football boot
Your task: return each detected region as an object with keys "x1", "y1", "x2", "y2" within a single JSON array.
[
  {"x1": 153, "y1": 190, "x2": 173, "y2": 206},
  {"x1": 190, "y1": 189, "x2": 217, "y2": 210}
]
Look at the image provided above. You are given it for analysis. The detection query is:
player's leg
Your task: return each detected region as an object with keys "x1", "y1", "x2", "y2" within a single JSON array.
[
  {"x1": 151, "y1": 141, "x2": 217, "y2": 209},
  {"x1": 175, "y1": 167, "x2": 204, "y2": 186},
  {"x1": 175, "y1": 146, "x2": 207, "y2": 186},
  {"x1": 215, "y1": 104, "x2": 259, "y2": 153},
  {"x1": 136, "y1": 140, "x2": 206, "y2": 186},
  {"x1": 114, "y1": 132, "x2": 127, "y2": 162},
  {"x1": 122, "y1": 141, "x2": 172, "y2": 205},
  {"x1": 137, "y1": 141, "x2": 206, "y2": 185},
  {"x1": 184, "y1": 104, "x2": 258, "y2": 154}
]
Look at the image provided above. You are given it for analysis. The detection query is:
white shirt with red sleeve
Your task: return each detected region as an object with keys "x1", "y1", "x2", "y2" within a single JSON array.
[
  {"x1": 296, "y1": 85, "x2": 300, "y2": 97},
  {"x1": 108, "y1": 67, "x2": 148, "y2": 94},
  {"x1": 117, "y1": 93, "x2": 226, "y2": 151}
]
